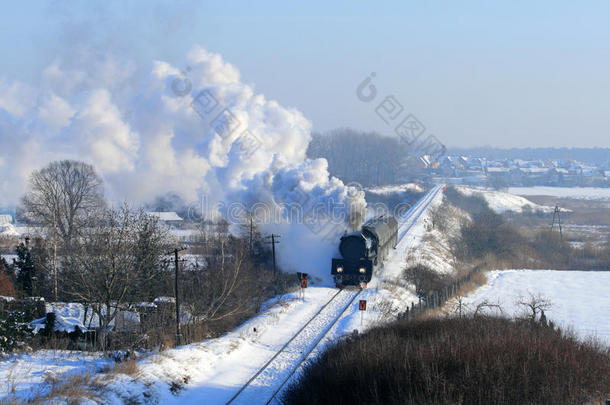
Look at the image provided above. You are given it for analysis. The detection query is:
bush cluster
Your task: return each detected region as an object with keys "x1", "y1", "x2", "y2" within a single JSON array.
[{"x1": 283, "y1": 316, "x2": 610, "y2": 405}]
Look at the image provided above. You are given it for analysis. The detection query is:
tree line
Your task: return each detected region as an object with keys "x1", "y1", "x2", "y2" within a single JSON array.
[{"x1": 307, "y1": 128, "x2": 425, "y2": 186}]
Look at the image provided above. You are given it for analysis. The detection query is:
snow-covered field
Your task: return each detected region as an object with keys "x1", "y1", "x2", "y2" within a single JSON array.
[
  {"x1": 509, "y1": 186, "x2": 610, "y2": 200},
  {"x1": 459, "y1": 270, "x2": 610, "y2": 345}
]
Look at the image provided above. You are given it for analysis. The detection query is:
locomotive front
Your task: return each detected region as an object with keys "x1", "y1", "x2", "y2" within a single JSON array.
[
  {"x1": 331, "y1": 215, "x2": 398, "y2": 288},
  {"x1": 331, "y1": 232, "x2": 374, "y2": 287}
]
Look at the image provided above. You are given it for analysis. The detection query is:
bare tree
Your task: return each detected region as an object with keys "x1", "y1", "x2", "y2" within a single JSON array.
[
  {"x1": 184, "y1": 233, "x2": 255, "y2": 324},
  {"x1": 64, "y1": 206, "x2": 171, "y2": 350},
  {"x1": 21, "y1": 160, "x2": 106, "y2": 299},
  {"x1": 517, "y1": 293, "x2": 551, "y2": 322},
  {"x1": 473, "y1": 299, "x2": 503, "y2": 317},
  {"x1": 22, "y1": 160, "x2": 106, "y2": 245}
]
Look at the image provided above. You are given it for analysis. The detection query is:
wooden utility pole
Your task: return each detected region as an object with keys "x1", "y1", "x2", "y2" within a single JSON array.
[
  {"x1": 249, "y1": 215, "x2": 253, "y2": 253},
  {"x1": 52, "y1": 213, "x2": 58, "y2": 302},
  {"x1": 166, "y1": 246, "x2": 187, "y2": 347},
  {"x1": 265, "y1": 234, "x2": 281, "y2": 275}
]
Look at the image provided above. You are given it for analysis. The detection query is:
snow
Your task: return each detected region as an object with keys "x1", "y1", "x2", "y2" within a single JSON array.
[
  {"x1": 0, "y1": 223, "x2": 19, "y2": 237},
  {"x1": 42, "y1": 302, "x2": 140, "y2": 332},
  {"x1": 508, "y1": 186, "x2": 610, "y2": 200},
  {"x1": 458, "y1": 270, "x2": 610, "y2": 344},
  {"x1": 147, "y1": 212, "x2": 184, "y2": 222},
  {"x1": 1, "y1": 254, "x2": 17, "y2": 263},
  {"x1": 0, "y1": 350, "x2": 113, "y2": 402},
  {"x1": 30, "y1": 314, "x2": 90, "y2": 334},
  {"x1": 100, "y1": 288, "x2": 344, "y2": 404},
  {"x1": 365, "y1": 183, "x2": 424, "y2": 195},
  {"x1": 456, "y1": 186, "x2": 561, "y2": 213}
]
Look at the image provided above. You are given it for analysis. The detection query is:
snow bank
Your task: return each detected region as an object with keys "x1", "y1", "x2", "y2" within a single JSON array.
[{"x1": 456, "y1": 186, "x2": 560, "y2": 214}]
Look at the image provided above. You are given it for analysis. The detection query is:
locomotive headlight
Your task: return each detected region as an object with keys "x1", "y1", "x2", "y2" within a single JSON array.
[
  {"x1": 359, "y1": 267, "x2": 366, "y2": 274},
  {"x1": 336, "y1": 266, "x2": 343, "y2": 273}
]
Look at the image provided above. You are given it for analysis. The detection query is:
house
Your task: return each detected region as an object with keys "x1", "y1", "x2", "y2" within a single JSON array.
[
  {"x1": 147, "y1": 211, "x2": 184, "y2": 227},
  {"x1": 0, "y1": 215, "x2": 13, "y2": 225}
]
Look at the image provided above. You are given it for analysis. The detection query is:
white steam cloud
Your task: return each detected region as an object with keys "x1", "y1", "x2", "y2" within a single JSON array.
[{"x1": 0, "y1": 45, "x2": 365, "y2": 282}]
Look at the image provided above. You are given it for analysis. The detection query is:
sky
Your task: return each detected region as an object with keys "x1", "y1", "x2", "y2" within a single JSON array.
[{"x1": 1, "y1": 0, "x2": 609, "y2": 148}]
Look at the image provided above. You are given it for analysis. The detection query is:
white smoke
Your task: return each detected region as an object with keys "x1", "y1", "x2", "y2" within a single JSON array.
[{"x1": 0, "y1": 45, "x2": 365, "y2": 282}]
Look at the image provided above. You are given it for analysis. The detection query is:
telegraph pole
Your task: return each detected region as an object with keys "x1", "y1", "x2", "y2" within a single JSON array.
[
  {"x1": 265, "y1": 234, "x2": 281, "y2": 275},
  {"x1": 249, "y1": 215, "x2": 253, "y2": 253},
  {"x1": 551, "y1": 204, "x2": 563, "y2": 240},
  {"x1": 166, "y1": 246, "x2": 187, "y2": 347},
  {"x1": 52, "y1": 212, "x2": 58, "y2": 302}
]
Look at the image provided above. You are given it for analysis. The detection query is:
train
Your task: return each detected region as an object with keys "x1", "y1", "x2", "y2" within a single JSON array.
[{"x1": 331, "y1": 215, "x2": 398, "y2": 288}]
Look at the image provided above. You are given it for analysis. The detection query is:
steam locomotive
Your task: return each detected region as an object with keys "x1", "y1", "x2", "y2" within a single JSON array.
[{"x1": 331, "y1": 215, "x2": 398, "y2": 288}]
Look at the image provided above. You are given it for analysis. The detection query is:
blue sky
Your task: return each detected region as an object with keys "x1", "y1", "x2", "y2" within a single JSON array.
[{"x1": 1, "y1": 0, "x2": 609, "y2": 147}]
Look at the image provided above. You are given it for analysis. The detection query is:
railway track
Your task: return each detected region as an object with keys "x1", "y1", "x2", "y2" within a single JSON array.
[
  {"x1": 224, "y1": 186, "x2": 441, "y2": 404},
  {"x1": 397, "y1": 184, "x2": 443, "y2": 242},
  {"x1": 225, "y1": 288, "x2": 361, "y2": 405}
]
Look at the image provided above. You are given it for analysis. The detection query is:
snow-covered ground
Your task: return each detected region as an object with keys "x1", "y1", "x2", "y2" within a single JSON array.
[
  {"x1": 457, "y1": 270, "x2": 610, "y2": 345},
  {"x1": 0, "y1": 186, "x2": 448, "y2": 404},
  {"x1": 0, "y1": 223, "x2": 19, "y2": 237},
  {"x1": 456, "y1": 186, "x2": 562, "y2": 214},
  {"x1": 0, "y1": 350, "x2": 113, "y2": 402},
  {"x1": 509, "y1": 186, "x2": 610, "y2": 200}
]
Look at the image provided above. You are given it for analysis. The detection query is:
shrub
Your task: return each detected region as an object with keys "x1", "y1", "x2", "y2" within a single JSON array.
[
  {"x1": 0, "y1": 310, "x2": 34, "y2": 353},
  {"x1": 403, "y1": 264, "x2": 450, "y2": 297},
  {"x1": 283, "y1": 317, "x2": 610, "y2": 405}
]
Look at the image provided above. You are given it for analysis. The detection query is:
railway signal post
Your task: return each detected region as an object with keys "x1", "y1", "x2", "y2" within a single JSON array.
[
  {"x1": 297, "y1": 272, "x2": 308, "y2": 301},
  {"x1": 359, "y1": 299, "x2": 367, "y2": 326}
]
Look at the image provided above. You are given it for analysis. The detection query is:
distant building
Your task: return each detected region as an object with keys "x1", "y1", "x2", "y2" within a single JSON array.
[
  {"x1": 147, "y1": 211, "x2": 184, "y2": 227},
  {"x1": 0, "y1": 215, "x2": 13, "y2": 225}
]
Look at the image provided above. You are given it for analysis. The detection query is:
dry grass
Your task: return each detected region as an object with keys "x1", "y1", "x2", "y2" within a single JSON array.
[
  {"x1": 0, "y1": 395, "x2": 20, "y2": 404},
  {"x1": 112, "y1": 358, "x2": 139, "y2": 376},
  {"x1": 37, "y1": 372, "x2": 101, "y2": 403}
]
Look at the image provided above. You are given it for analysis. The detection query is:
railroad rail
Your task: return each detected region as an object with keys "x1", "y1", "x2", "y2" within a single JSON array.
[
  {"x1": 397, "y1": 184, "x2": 443, "y2": 242},
  {"x1": 225, "y1": 288, "x2": 361, "y2": 405}
]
